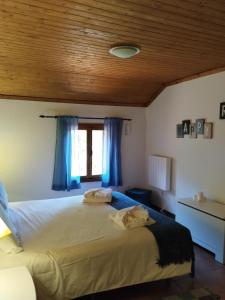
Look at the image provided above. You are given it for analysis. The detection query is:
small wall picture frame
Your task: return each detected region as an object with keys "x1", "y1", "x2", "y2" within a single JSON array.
[
  {"x1": 182, "y1": 120, "x2": 191, "y2": 135},
  {"x1": 219, "y1": 102, "x2": 225, "y2": 119},
  {"x1": 189, "y1": 123, "x2": 197, "y2": 138},
  {"x1": 196, "y1": 119, "x2": 205, "y2": 134},
  {"x1": 176, "y1": 124, "x2": 184, "y2": 138},
  {"x1": 204, "y1": 122, "x2": 213, "y2": 139}
]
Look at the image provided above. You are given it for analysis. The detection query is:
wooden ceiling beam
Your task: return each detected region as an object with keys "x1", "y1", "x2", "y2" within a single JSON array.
[{"x1": 0, "y1": 94, "x2": 147, "y2": 107}]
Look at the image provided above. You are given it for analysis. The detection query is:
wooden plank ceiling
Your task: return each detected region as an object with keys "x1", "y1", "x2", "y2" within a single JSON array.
[{"x1": 1, "y1": 0, "x2": 225, "y2": 107}]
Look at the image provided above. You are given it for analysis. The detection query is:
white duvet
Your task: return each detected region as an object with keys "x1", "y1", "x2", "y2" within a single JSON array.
[{"x1": 0, "y1": 196, "x2": 191, "y2": 300}]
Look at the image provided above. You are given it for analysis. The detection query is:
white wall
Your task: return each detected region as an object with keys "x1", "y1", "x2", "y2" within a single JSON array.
[
  {"x1": 145, "y1": 71, "x2": 225, "y2": 213},
  {"x1": 3, "y1": 71, "x2": 224, "y2": 208},
  {"x1": 0, "y1": 99, "x2": 146, "y2": 201}
]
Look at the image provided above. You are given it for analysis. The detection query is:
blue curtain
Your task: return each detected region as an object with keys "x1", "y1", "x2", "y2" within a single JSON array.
[
  {"x1": 52, "y1": 116, "x2": 80, "y2": 191},
  {"x1": 102, "y1": 118, "x2": 123, "y2": 187}
]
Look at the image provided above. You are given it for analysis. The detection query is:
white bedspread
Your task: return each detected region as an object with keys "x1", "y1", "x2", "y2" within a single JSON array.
[
  {"x1": 0, "y1": 196, "x2": 191, "y2": 300},
  {"x1": 12, "y1": 196, "x2": 118, "y2": 251}
]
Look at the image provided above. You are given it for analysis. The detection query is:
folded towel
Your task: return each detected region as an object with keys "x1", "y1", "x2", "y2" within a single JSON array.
[
  {"x1": 109, "y1": 206, "x2": 155, "y2": 229},
  {"x1": 84, "y1": 188, "x2": 112, "y2": 203},
  {"x1": 84, "y1": 188, "x2": 103, "y2": 198}
]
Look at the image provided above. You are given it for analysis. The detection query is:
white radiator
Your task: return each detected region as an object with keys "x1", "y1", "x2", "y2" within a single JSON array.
[{"x1": 148, "y1": 155, "x2": 171, "y2": 191}]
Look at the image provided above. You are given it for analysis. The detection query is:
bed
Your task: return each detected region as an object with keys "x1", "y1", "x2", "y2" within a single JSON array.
[{"x1": 0, "y1": 192, "x2": 193, "y2": 300}]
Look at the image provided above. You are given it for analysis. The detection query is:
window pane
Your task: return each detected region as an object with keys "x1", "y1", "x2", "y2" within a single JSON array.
[
  {"x1": 92, "y1": 130, "x2": 103, "y2": 175},
  {"x1": 71, "y1": 130, "x2": 87, "y2": 177}
]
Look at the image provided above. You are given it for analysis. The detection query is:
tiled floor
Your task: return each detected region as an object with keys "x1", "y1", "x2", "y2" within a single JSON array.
[{"x1": 78, "y1": 246, "x2": 225, "y2": 300}]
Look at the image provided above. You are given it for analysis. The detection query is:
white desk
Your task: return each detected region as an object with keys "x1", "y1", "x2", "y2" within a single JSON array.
[
  {"x1": 0, "y1": 266, "x2": 36, "y2": 300},
  {"x1": 176, "y1": 198, "x2": 225, "y2": 264}
]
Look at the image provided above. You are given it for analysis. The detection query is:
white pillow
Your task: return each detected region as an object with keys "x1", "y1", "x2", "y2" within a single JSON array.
[{"x1": 0, "y1": 235, "x2": 23, "y2": 254}]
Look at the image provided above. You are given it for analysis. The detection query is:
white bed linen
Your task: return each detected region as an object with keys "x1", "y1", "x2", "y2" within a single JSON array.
[{"x1": 0, "y1": 196, "x2": 191, "y2": 300}]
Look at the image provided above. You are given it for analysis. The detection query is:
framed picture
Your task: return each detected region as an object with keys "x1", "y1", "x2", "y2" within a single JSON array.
[
  {"x1": 189, "y1": 123, "x2": 197, "y2": 138},
  {"x1": 182, "y1": 120, "x2": 190, "y2": 135},
  {"x1": 219, "y1": 102, "x2": 225, "y2": 119},
  {"x1": 196, "y1": 119, "x2": 205, "y2": 134},
  {"x1": 176, "y1": 124, "x2": 184, "y2": 138},
  {"x1": 204, "y1": 122, "x2": 213, "y2": 139}
]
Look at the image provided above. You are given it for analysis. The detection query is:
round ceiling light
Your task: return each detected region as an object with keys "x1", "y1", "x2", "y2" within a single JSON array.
[{"x1": 109, "y1": 46, "x2": 140, "y2": 58}]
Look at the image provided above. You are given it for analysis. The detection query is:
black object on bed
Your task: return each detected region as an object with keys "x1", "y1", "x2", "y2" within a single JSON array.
[{"x1": 110, "y1": 192, "x2": 195, "y2": 276}]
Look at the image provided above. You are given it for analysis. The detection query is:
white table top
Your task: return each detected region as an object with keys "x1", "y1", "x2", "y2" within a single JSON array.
[
  {"x1": 178, "y1": 198, "x2": 225, "y2": 220},
  {"x1": 0, "y1": 266, "x2": 36, "y2": 300}
]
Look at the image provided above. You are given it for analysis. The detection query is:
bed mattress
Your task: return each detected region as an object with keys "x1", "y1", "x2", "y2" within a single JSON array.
[{"x1": 0, "y1": 195, "x2": 191, "y2": 300}]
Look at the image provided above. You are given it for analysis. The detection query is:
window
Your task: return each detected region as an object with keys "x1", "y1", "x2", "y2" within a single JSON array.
[{"x1": 71, "y1": 124, "x2": 104, "y2": 182}]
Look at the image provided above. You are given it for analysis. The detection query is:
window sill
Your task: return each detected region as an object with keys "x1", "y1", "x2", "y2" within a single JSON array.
[{"x1": 80, "y1": 176, "x2": 102, "y2": 183}]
